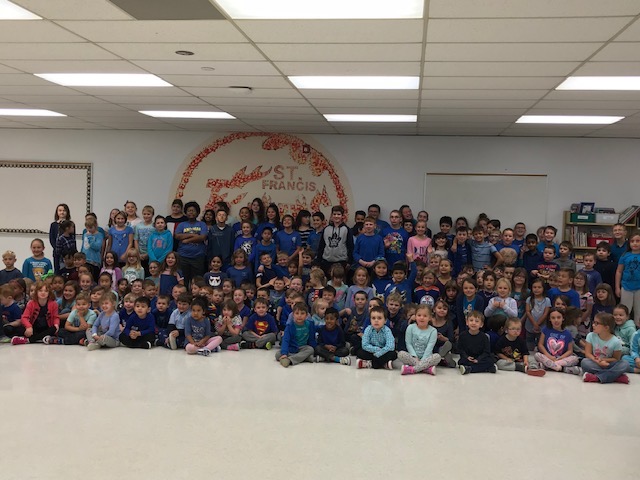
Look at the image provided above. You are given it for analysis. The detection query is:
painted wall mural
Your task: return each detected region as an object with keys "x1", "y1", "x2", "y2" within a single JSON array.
[{"x1": 171, "y1": 132, "x2": 353, "y2": 217}]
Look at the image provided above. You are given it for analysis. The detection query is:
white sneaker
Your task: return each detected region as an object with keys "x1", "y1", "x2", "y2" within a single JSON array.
[{"x1": 168, "y1": 335, "x2": 177, "y2": 350}]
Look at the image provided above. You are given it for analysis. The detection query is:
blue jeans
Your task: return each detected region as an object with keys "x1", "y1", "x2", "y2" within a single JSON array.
[{"x1": 580, "y1": 358, "x2": 628, "y2": 383}]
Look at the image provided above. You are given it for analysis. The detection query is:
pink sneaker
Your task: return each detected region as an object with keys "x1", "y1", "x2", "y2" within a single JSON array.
[
  {"x1": 11, "y1": 336, "x2": 28, "y2": 345},
  {"x1": 226, "y1": 343, "x2": 240, "y2": 351},
  {"x1": 614, "y1": 374, "x2": 630, "y2": 384},
  {"x1": 401, "y1": 365, "x2": 415, "y2": 375},
  {"x1": 425, "y1": 366, "x2": 436, "y2": 376},
  {"x1": 583, "y1": 372, "x2": 599, "y2": 383}
]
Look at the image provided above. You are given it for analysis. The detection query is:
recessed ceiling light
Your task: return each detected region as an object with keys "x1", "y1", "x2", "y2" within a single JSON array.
[
  {"x1": 35, "y1": 73, "x2": 172, "y2": 87},
  {"x1": 0, "y1": 0, "x2": 41, "y2": 19},
  {"x1": 175, "y1": 50, "x2": 194, "y2": 56},
  {"x1": 557, "y1": 76, "x2": 640, "y2": 91},
  {"x1": 290, "y1": 76, "x2": 419, "y2": 90},
  {"x1": 0, "y1": 109, "x2": 65, "y2": 117},
  {"x1": 324, "y1": 114, "x2": 417, "y2": 123},
  {"x1": 139, "y1": 111, "x2": 236, "y2": 119},
  {"x1": 215, "y1": 0, "x2": 423, "y2": 19},
  {"x1": 516, "y1": 115, "x2": 623, "y2": 125}
]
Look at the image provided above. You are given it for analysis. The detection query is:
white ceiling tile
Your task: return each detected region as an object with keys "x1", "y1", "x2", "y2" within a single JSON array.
[
  {"x1": 243, "y1": 119, "x2": 329, "y2": 126},
  {"x1": 198, "y1": 97, "x2": 307, "y2": 106},
  {"x1": 318, "y1": 107, "x2": 417, "y2": 115},
  {"x1": 57, "y1": 20, "x2": 246, "y2": 43},
  {"x1": 2, "y1": 95, "x2": 109, "y2": 104},
  {"x1": 613, "y1": 18, "x2": 640, "y2": 41},
  {"x1": 0, "y1": 43, "x2": 118, "y2": 61},
  {"x1": 421, "y1": 99, "x2": 537, "y2": 108},
  {"x1": 574, "y1": 62, "x2": 640, "y2": 75},
  {"x1": 0, "y1": 74, "x2": 52, "y2": 86},
  {"x1": 0, "y1": 64, "x2": 21, "y2": 74},
  {"x1": 13, "y1": 0, "x2": 132, "y2": 20},
  {"x1": 541, "y1": 101, "x2": 640, "y2": 111},
  {"x1": 275, "y1": 61, "x2": 420, "y2": 76},
  {"x1": 544, "y1": 90, "x2": 640, "y2": 101},
  {"x1": 95, "y1": 96, "x2": 209, "y2": 105},
  {"x1": 265, "y1": 126, "x2": 337, "y2": 134},
  {"x1": 420, "y1": 89, "x2": 547, "y2": 100},
  {"x1": 590, "y1": 43, "x2": 640, "y2": 62},
  {"x1": 2, "y1": 60, "x2": 146, "y2": 74},
  {"x1": 131, "y1": 60, "x2": 280, "y2": 75},
  {"x1": 299, "y1": 90, "x2": 419, "y2": 100},
  {"x1": 0, "y1": 85, "x2": 81, "y2": 95},
  {"x1": 159, "y1": 75, "x2": 290, "y2": 88},
  {"x1": 96, "y1": 123, "x2": 184, "y2": 130},
  {"x1": 259, "y1": 43, "x2": 422, "y2": 62},
  {"x1": 224, "y1": 106, "x2": 317, "y2": 114},
  {"x1": 423, "y1": 61, "x2": 580, "y2": 77},
  {"x1": 0, "y1": 21, "x2": 84, "y2": 42},
  {"x1": 309, "y1": 99, "x2": 418, "y2": 108},
  {"x1": 428, "y1": 0, "x2": 640, "y2": 18},
  {"x1": 586, "y1": 131, "x2": 640, "y2": 138},
  {"x1": 185, "y1": 87, "x2": 302, "y2": 98},
  {"x1": 615, "y1": 115, "x2": 640, "y2": 124},
  {"x1": 70, "y1": 86, "x2": 190, "y2": 96},
  {"x1": 235, "y1": 20, "x2": 423, "y2": 43},
  {"x1": 425, "y1": 43, "x2": 602, "y2": 62},
  {"x1": 427, "y1": 18, "x2": 633, "y2": 43},
  {"x1": 423, "y1": 77, "x2": 561, "y2": 90},
  {"x1": 117, "y1": 103, "x2": 212, "y2": 110},
  {"x1": 420, "y1": 108, "x2": 528, "y2": 116},
  {"x1": 98, "y1": 43, "x2": 265, "y2": 61}
]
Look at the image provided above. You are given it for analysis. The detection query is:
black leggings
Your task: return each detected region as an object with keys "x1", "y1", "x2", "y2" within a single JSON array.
[
  {"x1": 119, "y1": 332, "x2": 155, "y2": 348},
  {"x1": 4, "y1": 324, "x2": 56, "y2": 343},
  {"x1": 356, "y1": 349, "x2": 397, "y2": 369}
]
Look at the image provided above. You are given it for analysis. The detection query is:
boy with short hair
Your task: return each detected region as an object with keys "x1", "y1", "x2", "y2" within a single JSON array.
[
  {"x1": 381, "y1": 210, "x2": 409, "y2": 266},
  {"x1": 134, "y1": 205, "x2": 155, "y2": 274},
  {"x1": 439, "y1": 216, "x2": 454, "y2": 242},
  {"x1": 119, "y1": 296, "x2": 156, "y2": 349},
  {"x1": 496, "y1": 228, "x2": 520, "y2": 255},
  {"x1": 533, "y1": 246, "x2": 558, "y2": 284},
  {"x1": 548, "y1": 268, "x2": 580, "y2": 307},
  {"x1": 275, "y1": 302, "x2": 316, "y2": 367},
  {"x1": 167, "y1": 293, "x2": 192, "y2": 350},
  {"x1": 256, "y1": 252, "x2": 277, "y2": 288},
  {"x1": 242, "y1": 297, "x2": 277, "y2": 349},
  {"x1": 494, "y1": 317, "x2": 545, "y2": 376},
  {"x1": 0, "y1": 250, "x2": 23, "y2": 286},
  {"x1": 354, "y1": 216, "x2": 385, "y2": 268},
  {"x1": 356, "y1": 306, "x2": 397, "y2": 370},
  {"x1": 386, "y1": 292, "x2": 408, "y2": 351},
  {"x1": 383, "y1": 255, "x2": 417, "y2": 303},
  {"x1": 316, "y1": 307, "x2": 350, "y2": 365},
  {"x1": 59, "y1": 292, "x2": 96, "y2": 345},
  {"x1": 520, "y1": 233, "x2": 542, "y2": 277},
  {"x1": 610, "y1": 223, "x2": 628, "y2": 264},
  {"x1": 54, "y1": 220, "x2": 77, "y2": 272},
  {"x1": 536, "y1": 226, "x2": 559, "y2": 256},
  {"x1": 0, "y1": 284, "x2": 22, "y2": 341},
  {"x1": 317, "y1": 205, "x2": 353, "y2": 273},
  {"x1": 581, "y1": 252, "x2": 603, "y2": 293},
  {"x1": 448, "y1": 227, "x2": 473, "y2": 277},
  {"x1": 153, "y1": 294, "x2": 172, "y2": 347},
  {"x1": 553, "y1": 241, "x2": 576, "y2": 271},
  {"x1": 250, "y1": 227, "x2": 277, "y2": 273},
  {"x1": 343, "y1": 290, "x2": 370, "y2": 354},
  {"x1": 458, "y1": 311, "x2": 497, "y2": 374},
  {"x1": 467, "y1": 226, "x2": 503, "y2": 272},
  {"x1": 594, "y1": 241, "x2": 616, "y2": 289},
  {"x1": 307, "y1": 211, "x2": 325, "y2": 254},
  {"x1": 119, "y1": 292, "x2": 136, "y2": 326},
  {"x1": 513, "y1": 222, "x2": 527, "y2": 249}
]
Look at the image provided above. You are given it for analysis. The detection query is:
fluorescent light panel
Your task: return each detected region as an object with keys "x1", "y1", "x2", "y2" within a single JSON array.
[
  {"x1": 35, "y1": 73, "x2": 172, "y2": 87},
  {"x1": 516, "y1": 115, "x2": 623, "y2": 125},
  {"x1": 215, "y1": 0, "x2": 423, "y2": 19},
  {"x1": 0, "y1": 0, "x2": 41, "y2": 19},
  {"x1": 324, "y1": 114, "x2": 417, "y2": 123},
  {"x1": 0, "y1": 109, "x2": 65, "y2": 117},
  {"x1": 290, "y1": 76, "x2": 419, "y2": 90},
  {"x1": 557, "y1": 76, "x2": 640, "y2": 91},
  {"x1": 139, "y1": 111, "x2": 235, "y2": 119}
]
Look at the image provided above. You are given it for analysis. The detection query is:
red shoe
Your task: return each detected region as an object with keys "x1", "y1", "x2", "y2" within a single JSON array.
[
  {"x1": 582, "y1": 372, "x2": 599, "y2": 383},
  {"x1": 11, "y1": 336, "x2": 28, "y2": 345},
  {"x1": 526, "y1": 367, "x2": 546, "y2": 377},
  {"x1": 614, "y1": 374, "x2": 630, "y2": 384}
]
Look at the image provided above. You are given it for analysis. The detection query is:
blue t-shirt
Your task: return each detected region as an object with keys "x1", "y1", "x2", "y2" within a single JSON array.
[
  {"x1": 21, "y1": 256, "x2": 53, "y2": 282},
  {"x1": 541, "y1": 327, "x2": 573, "y2": 358},
  {"x1": 175, "y1": 221, "x2": 207, "y2": 259},
  {"x1": 275, "y1": 230, "x2": 301, "y2": 256},
  {"x1": 108, "y1": 226, "x2": 133, "y2": 260},
  {"x1": 233, "y1": 236, "x2": 257, "y2": 257},
  {"x1": 469, "y1": 240, "x2": 497, "y2": 271},
  {"x1": 547, "y1": 288, "x2": 580, "y2": 308},
  {"x1": 619, "y1": 252, "x2": 640, "y2": 291},
  {"x1": 381, "y1": 226, "x2": 409, "y2": 265}
]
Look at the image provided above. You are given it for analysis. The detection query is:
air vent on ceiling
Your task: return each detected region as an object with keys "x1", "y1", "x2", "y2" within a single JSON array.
[{"x1": 109, "y1": 0, "x2": 226, "y2": 20}]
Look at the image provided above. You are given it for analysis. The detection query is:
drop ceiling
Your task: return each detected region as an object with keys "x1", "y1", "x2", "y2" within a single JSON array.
[{"x1": 1, "y1": 0, "x2": 640, "y2": 137}]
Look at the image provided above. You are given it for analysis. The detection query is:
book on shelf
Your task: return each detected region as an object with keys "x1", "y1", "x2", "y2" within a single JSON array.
[{"x1": 619, "y1": 205, "x2": 640, "y2": 224}]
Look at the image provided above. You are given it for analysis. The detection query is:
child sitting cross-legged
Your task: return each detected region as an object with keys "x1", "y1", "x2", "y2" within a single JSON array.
[
  {"x1": 242, "y1": 297, "x2": 277, "y2": 349},
  {"x1": 58, "y1": 292, "x2": 96, "y2": 345},
  {"x1": 275, "y1": 302, "x2": 316, "y2": 367},
  {"x1": 457, "y1": 310, "x2": 497, "y2": 375},
  {"x1": 581, "y1": 312, "x2": 629, "y2": 384},
  {"x1": 315, "y1": 307, "x2": 350, "y2": 365},
  {"x1": 184, "y1": 297, "x2": 222, "y2": 356},
  {"x1": 118, "y1": 296, "x2": 156, "y2": 349},
  {"x1": 87, "y1": 292, "x2": 121, "y2": 350},
  {"x1": 494, "y1": 317, "x2": 545, "y2": 377},
  {"x1": 356, "y1": 306, "x2": 397, "y2": 370},
  {"x1": 398, "y1": 304, "x2": 441, "y2": 376}
]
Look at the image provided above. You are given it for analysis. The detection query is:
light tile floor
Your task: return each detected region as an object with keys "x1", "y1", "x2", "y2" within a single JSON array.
[{"x1": 0, "y1": 345, "x2": 638, "y2": 480}]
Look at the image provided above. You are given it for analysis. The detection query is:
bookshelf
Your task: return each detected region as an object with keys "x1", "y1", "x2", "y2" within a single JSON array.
[{"x1": 563, "y1": 211, "x2": 635, "y2": 264}]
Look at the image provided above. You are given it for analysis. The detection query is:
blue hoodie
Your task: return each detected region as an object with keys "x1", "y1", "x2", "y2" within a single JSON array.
[{"x1": 280, "y1": 319, "x2": 317, "y2": 355}]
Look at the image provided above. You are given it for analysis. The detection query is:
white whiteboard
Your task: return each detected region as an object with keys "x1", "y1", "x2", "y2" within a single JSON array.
[
  {"x1": 424, "y1": 174, "x2": 548, "y2": 232},
  {"x1": 0, "y1": 162, "x2": 92, "y2": 234}
]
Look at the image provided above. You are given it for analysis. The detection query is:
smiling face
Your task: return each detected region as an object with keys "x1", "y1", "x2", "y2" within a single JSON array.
[
  {"x1": 415, "y1": 307, "x2": 431, "y2": 329},
  {"x1": 466, "y1": 314, "x2": 483, "y2": 333},
  {"x1": 30, "y1": 240, "x2": 44, "y2": 257},
  {"x1": 462, "y1": 281, "x2": 476, "y2": 298},
  {"x1": 549, "y1": 310, "x2": 563, "y2": 329}
]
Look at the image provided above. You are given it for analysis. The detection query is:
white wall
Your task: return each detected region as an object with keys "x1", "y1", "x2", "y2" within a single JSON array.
[{"x1": 0, "y1": 128, "x2": 637, "y2": 265}]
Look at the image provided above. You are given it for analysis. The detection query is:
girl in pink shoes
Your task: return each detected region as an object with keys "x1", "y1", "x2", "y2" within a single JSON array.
[
  {"x1": 10, "y1": 281, "x2": 59, "y2": 345},
  {"x1": 185, "y1": 297, "x2": 222, "y2": 356},
  {"x1": 398, "y1": 304, "x2": 441, "y2": 375},
  {"x1": 532, "y1": 308, "x2": 581, "y2": 375}
]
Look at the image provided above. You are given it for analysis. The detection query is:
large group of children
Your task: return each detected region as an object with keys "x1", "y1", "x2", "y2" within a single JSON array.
[{"x1": 1, "y1": 198, "x2": 640, "y2": 385}]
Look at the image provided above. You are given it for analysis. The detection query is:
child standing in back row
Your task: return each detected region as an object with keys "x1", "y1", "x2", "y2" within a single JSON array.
[{"x1": 616, "y1": 232, "x2": 640, "y2": 327}]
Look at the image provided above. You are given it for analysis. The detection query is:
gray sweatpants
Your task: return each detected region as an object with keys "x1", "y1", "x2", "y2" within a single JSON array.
[
  {"x1": 397, "y1": 351, "x2": 441, "y2": 372},
  {"x1": 242, "y1": 331, "x2": 276, "y2": 348},
  {"x1": 496, "y1": 359, "x2": 525, "y2": 372},
  {"x1": 274, "y1": 345, "x2": 314, "y2": 365},
  {"x1": 86, "y1": 330, "x2": 119, "y2": 348}
]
